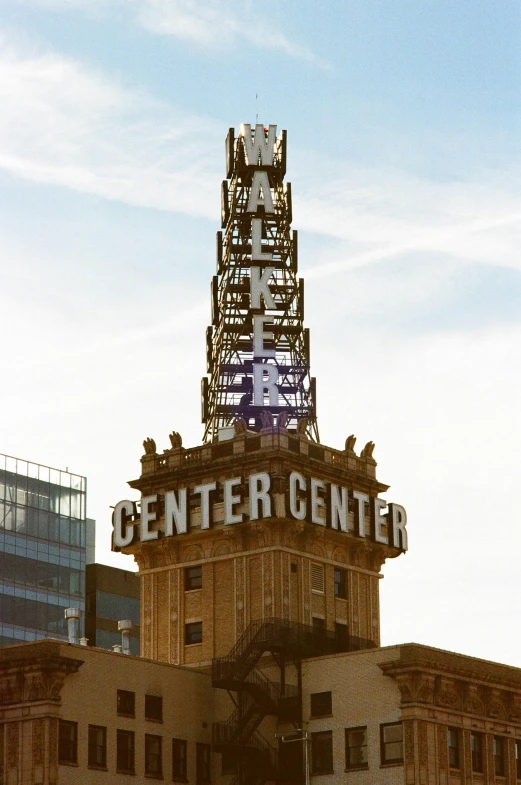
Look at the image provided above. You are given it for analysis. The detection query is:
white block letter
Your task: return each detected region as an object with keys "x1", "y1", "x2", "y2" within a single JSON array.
[
  {"x1": 249, "y1": 472, "x2": 272, "y2": 520},
  {"x1": 373, "y1": 498, "x2": 389, "y2": 545},
  {"x1": 253, "y1": 314, "x2": 275, "y2": 358},
  {"x1": 194, "y1": 482, "x2": 216, "y2": 529},
  {"x1": 224, "y1": 478, "x2": 243, "y2": 525},
  {"x1": 352, "y1": 491, "x2": 369, "y2": 537},
  {"x1": 251, "y1": 266, "x2": 276, "y2": 310},
  {"x1": 240, "y1": 123, "x2": 277, "y2": 166},
  {"x1": 289, "y1": 472, "x2": 306, "y2": 520},
  {"x1": 247, "y1": 170, "x2": 274, "y2": 213},
  {"x1": 253, "y1": 363, "x2": 279, "y2": 406},
  {"x1": 165, "y1": 489, "x2": 187, "y2": 536},
  {"x1": 310, "y1": 478, "x2": 326, "y2": 525},
  {"x1": 113, "y1": 500, "x2": 136, "y2": 548},
  {"x1": 251, "y1": 218, "x2": 273, "y2": 263},
  {"x1": 389, "y1": 503, "x2": 408, "y2": 551},
  {"x1": 330, "y1": 485, "x2": 348, "y2": 532},
  {"x1": 140, "y1": 495, "x2": 158, "y2": 542}
]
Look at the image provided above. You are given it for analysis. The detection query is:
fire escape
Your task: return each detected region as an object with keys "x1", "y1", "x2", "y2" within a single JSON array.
[{"x1": 212, "y1": 618, "x2": 376, "y2": 785}]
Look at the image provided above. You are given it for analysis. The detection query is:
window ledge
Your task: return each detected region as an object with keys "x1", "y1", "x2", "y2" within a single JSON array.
[
  {"x1": 380, "y1": 761, "x2": 403, "y2": 768},
  {"x1": 144, "y1": 774, "x2": 163, "y2": 779},
  {"x1": 145, "y1": 717, "x2": 163, "y2": 724},
  {"x1": 116, "y1": 770, "x2": 136, "y2": 776},
  {"x1": 172, "y1": 778, "x2": 188, "y2": 783},
  {"x1": 58, "y1": 761, "x2": 78, "y2": 767},
  {"x1": 310, "y1": 714, "x2": 333, "y2": 720},
  {"x1": 185, "y1": 642, "x2": 203, "y2": 648},
  {"x1": 345, "y1": 766, "x2": 369, "y2": 772},
  {"x1": 117, "y1": 713, "x2": 136, "y2": 719},
  {"x1": 88, "y1": 765, "x2": 108, "y2": 771}
]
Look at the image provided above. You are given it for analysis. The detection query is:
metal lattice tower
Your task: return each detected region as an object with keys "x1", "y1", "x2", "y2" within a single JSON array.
[{"x1": 201, "y1": 124, "x2": 318, "y2": 443}]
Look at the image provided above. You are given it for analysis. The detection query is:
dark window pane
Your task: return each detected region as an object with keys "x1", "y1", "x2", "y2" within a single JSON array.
[
  {"x1": 381, "y1": 723, "x2": 403, "y2": 764},
  {"x1": 494, "y1": 736, "x2": 505, "y2": 776},
  {"x1": 58, "y1": 720, "x2": 77, "y2": 764},
  {"x1": 334, "y1": 568, "x2": 346, "y2": 598},
  {"x1": 196, "y1": 742, "x2": 211, "y2": 784},
  {"x1": 345, "y1": 726, "x2": 368, "y2": 768},
  {"x1": 185, "y1": 621, "x2": 202, "y2": 645},
  {"x1": 117, "y1": 729, "x2": 135, "y2": 773},
  {"x1": 145, "y1": 694, "x2": 163, "y2": 722},
  {"x1": 185, "y1": 565, "x2": 202, "y2": 591},
  {"x1": 117, "y1": 689, "x2": 135, "y2": 717},
  {"x1": 88, "y1": 725, "x2": 106, "y2": 768},
  {"x1": 311, "y1": 731, "x2": 333, "y2": 774},
  {"x1": 172, "y1": 738, "x2": 187, "y2": 779},
  {"x1": 448, "y1": 728, "x2": 460, "y2": 768},
  {"x1": 471, "y1": 732, "x2": 483, "y2": 772},
  {"x1": 310, "y1": 691, "x2": 332, "y2": 717},
  {"x1": 145, "y1": 734, "x2": 162, "y2": 776}
]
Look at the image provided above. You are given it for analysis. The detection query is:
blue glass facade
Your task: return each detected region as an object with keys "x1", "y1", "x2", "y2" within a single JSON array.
[{"x1": 0, "y1": 453, "x2": 87, "y2": 645}]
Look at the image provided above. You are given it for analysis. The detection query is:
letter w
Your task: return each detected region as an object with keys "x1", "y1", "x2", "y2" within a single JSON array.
[{"x1": 240, "y1": 124, "x2": 277, "y2": 166}]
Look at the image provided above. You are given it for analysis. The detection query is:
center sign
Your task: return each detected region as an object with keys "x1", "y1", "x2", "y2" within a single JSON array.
[{"x1": 113, "y1": 470, "x2": 408, "y2": 552}]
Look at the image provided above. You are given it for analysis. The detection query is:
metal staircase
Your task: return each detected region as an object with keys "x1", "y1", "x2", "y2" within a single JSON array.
[{"x1": 212, "y1": 618, "x2": 376, "y2": 784}]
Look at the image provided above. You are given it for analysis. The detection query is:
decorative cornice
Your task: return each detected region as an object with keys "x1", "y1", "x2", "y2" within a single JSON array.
[
  {"x1": 380, "y1": 645, "x2": 521, "y2": 723},
  {"x1": 0, "y1": 642, "x2": 84, "y2": 706}
]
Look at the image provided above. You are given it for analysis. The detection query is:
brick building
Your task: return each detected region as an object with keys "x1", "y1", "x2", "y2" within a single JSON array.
[{"x1": 1, "y1": 124, "x2": 521, "y2": 784}]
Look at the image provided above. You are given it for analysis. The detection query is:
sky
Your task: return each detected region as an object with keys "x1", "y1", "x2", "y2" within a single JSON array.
[{"x1": 1, "y1": 0, "x2": 521, "y2": 666}]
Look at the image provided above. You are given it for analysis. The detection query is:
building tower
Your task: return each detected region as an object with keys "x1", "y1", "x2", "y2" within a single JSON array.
[
  {"x1": 114, "y1": 123, "x2": 408, "y2": 785},
  {"x1": 201, "y1": 124, "x2": 318, "y2": 443}
]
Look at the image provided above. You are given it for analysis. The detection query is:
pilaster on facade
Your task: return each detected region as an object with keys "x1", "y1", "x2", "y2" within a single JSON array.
[{"x1": 0, "y1": 641, "x2": 83, "y2": 785}]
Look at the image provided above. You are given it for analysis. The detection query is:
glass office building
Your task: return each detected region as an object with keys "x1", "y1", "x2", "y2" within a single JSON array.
[{"x1": 0, "y1": 453, "x2": 87, "y2": 646}]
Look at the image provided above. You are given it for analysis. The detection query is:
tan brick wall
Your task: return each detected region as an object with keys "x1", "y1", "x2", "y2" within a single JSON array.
[{"x1": 302, "y1": 647, "x2": 404, "y2": 785}]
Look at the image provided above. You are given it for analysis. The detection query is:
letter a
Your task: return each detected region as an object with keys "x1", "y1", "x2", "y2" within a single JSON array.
[{"x1": 247, "y1": 171, "x2": 274, "y2": 213}]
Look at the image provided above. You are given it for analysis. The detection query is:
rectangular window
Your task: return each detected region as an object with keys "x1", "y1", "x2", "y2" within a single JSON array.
[
  {"x1": 381, "y1": 722, "x2": 403, "y2": 764},
  {"x1": 448, "y1": 728, "x2": 460, "y2": 768},
  {"x1": 58, "y1": 720, "x2": 77, "y2": 764},
  {"x1": 196, "y1": 742, "x2": 211, "y2": 784},
  {"x1": 311, "y1": 563, "x2": 324, "y2": 593},
  {"x1": 345, "y1": 726, "x2": 368, "y2": 769},
  {"x1": 310, "y1": 691, "x2": 332, "y2": 717},
  {"x1": 145, "y1": 734, "x2": 162, "y2": 778},
  {"x1": 185, "y1": 565, "x2": 202, "y2": 591},
  {"x1": 494, "y1": 736, "x2": 505, "y2": 776},
  {"x1": 471, "y1": 732, "x2": 483, "y2": 773},
  {"x1": 117, "y1": 689, "x2": 135, "y2": 717},
  {"x1": 172, "y1": 738, "x2": 187, "y2": 780},
  {"x1": 312, "y1": 616, "x2": 325, "y2": 634},
  {"x1": 335, "y1": 622, "x2": 347, "y2": 650},
  {"x1": 334, "y1": 568, "x2": 346, "y2": 598},
  {"x1": 291, "y1": 562, "x2": 298, "y2": 573},
  {"x1": 88, "y1": 725, "x2": 107, "y2": 768},
  {"x1": 516, "y1": 740, "x2": 521, "y2": 778},
  {"x1": 311, "y1": 730, "x2": 333, "y2": 774},
  {"x1": 117, "y1": 729, "x2": 135, "y2": 774},
  {"x1": 145, "y1": 694, "x2": 163, "y2": 722},
  {"x1": 185, "y1": 621, "x2": 203, "y2": 645}
]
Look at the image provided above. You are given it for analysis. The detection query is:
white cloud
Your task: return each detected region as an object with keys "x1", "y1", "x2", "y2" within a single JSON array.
[
  {"x1": 140, "y1": 0, "x2": 329, "y2": 66},
  {"x1": 14, "y1": 0, "x2": 328, "y2": 66},
  {"x1": 0, "y1": 34, "x2": 222, "y2": 217}
]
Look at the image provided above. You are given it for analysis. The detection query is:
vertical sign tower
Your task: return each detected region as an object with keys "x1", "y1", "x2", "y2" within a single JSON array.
[{"x1": 202, "y1": 124, "x2": 318, "y2": 442}]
